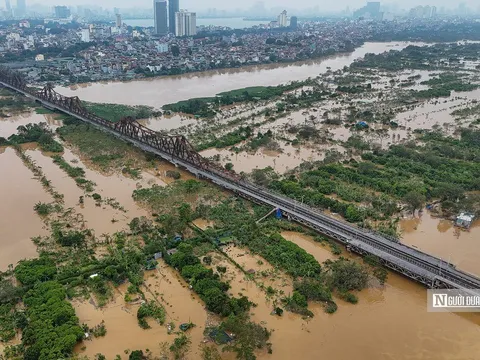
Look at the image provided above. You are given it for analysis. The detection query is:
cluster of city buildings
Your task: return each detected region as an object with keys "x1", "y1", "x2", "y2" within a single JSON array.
[
  {"x1": 153, "y1": 0, "x2": 196, "y2": 37},
  {"x1": 0, "y1": 0, "x2": 479, "y2": 85},
  {"x1": 0, "y1": 18, "x2": 374, "y2": 83},
  {"x1": 1, "y1": 0, "x2": 477, "y2": 23},
  {"x1": 2, "y1": 0, "x2": 25, "y2": 18},
  {"x1": 351, "y1": 2, "x2": 463, "y2": 21},
  {"x1": 353, "y1": 2, "x2": 383, "y2": 20},
  {"x1": 408, "y1": 5, "x2": 438, "y2": 19},
  {"x1": 152, "y1": 1, "x2": 296, "y2": 37}
]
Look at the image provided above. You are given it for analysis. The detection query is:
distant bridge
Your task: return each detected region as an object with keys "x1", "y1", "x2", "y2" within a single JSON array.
[{"x1": 2, "y1": 66, "x2": 480, "y2": 294}]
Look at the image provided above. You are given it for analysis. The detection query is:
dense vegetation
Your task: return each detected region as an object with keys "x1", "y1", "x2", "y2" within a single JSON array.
[
  {"x1": 7, "y1": 123, "x2": 64, "y2": 152},
  {"x1": 84, "y1": 102, "x2": 161, "y2": 122},
  {"x1": 197, "y1": 198, "x2": 377, "y2": 314},
  {"x1": 1, "y1": 258, "x2": 84, "y2": 360},
  {"x1": 165, "y1": 243, "x2": 252, "y2": 317},
  {"x1": 352, "y1": 43, "x2": 480, "y2": 72},
  {"x1": 205, "y1": 199, "x2": 321, "y2": 278},
  {"x1": 15, "y1": 257, "x2": 57, "y2": 286},
  {"x1": 162, "y1": 81, "x2": 314, "y2": 117},
  {"x1": 370, "y1": 22, "x2": 480, "y2": 43},
  {"x1": 270, "y1": 130, "x2": 480, "y2": 230},
  {"x1": 412, "y1": 73, "x2": 478, "y2": 99},
  {"x1": 56, "y1": 117, "x2": 150, "y2": 172},
  {"x1": 196, "y1": 126, "x2": 254, "y2": 151},
  {"x1": 0, "y1": 93, "x2": 34, "y2": 116},
  {"x1": 22, "y1": 281, "x2": 84, "y2": 360}
]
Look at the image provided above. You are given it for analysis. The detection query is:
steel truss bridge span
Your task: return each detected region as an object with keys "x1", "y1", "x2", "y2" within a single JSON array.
[{"x1": 1, "y1": 67, "x2": 479, "y2": 294}]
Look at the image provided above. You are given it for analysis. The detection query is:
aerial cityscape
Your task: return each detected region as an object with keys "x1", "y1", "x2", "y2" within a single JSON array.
[{"x1": 0, "y1": 0, "x2": 479, "y2": 360}]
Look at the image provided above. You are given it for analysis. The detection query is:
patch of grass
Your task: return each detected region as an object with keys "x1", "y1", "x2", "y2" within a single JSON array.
[
  {"x1": 84, "y1": 102, "x2": 160, "y2": 123},
  {"x1": 57, "y1": 118, "x2": 146, "y2": 172},
  {"x1": 34, "y1": 202, "x2": 58, "y2": 216},
  {"x1": 35, "y1": 108, "x2": 55, "y2": 115},
  {"x1": 163, "y1": 80, "x2": 314, "y2": 117},
  {"x1": 338, "y1": 292, "x2": 358, "y2": 304},
  {"x1": 91, "y1": 154, "x2": 123, "y2": 167},
  {"x1": 133, "y1": 180, "x2": 212, "y2": 215},
  {"x1": 122, "y1": 166, "x2": 141, "y2": 179}
]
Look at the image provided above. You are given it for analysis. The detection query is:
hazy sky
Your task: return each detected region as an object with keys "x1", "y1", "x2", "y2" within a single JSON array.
[{"x1": 30, "y1": 0, "x2": 480, "y2": 11}]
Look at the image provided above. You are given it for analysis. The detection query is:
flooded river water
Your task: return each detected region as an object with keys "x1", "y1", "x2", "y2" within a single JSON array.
[
  {"x1": 56, "y1": 42, "x2": 422, "y2": 108},
  {"x1": 0, "y1": 147, "x2": 50, "y2": 270},
  {"x1": 1, "y1": 40, "x2": 480, "y2": 359},
  {"x1": 215, "y1": 232, "x2": 480, "y2": 360},
  {"x1": 401, "y1": 212, "x2": 480, "y2": 275},
  {"x1": 265, "y1": 232, "x2": 480, "y2": 360}
]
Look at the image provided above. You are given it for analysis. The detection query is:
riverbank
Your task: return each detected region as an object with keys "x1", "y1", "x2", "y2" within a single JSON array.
[{"x1": 56, "y1": 42, "x2": 423, "y2": 108}]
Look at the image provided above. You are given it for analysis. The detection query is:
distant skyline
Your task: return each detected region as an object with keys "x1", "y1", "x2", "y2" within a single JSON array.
[{"x1": 24, "y1": 0, "x2": 480, "y2": 12}]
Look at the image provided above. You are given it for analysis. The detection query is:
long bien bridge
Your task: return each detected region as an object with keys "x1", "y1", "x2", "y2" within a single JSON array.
[{"x1": 1, "y1": 67, "x2": 480, "y2": 293}]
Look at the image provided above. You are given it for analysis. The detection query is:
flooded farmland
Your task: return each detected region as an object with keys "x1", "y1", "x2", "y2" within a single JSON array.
[
  {"x1": 74, "y1": 263, "x2": 208, "y2": 359},
  {"x1": 1, "y1": 40, "x2": 480, "y2": 360},
  {"x1": 0, "y1": 147, "x2": 50, "y2": 271}
]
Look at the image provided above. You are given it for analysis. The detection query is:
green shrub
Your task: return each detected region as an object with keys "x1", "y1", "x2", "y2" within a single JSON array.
[
  {"x1": 137, "y1": 301, "x2": 166, "y2": 328},
  {"x1": 15, "y1": 258, "x2": 57, "y2": 286}
]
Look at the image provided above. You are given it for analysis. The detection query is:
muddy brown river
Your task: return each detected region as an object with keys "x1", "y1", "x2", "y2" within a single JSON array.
[
  {"x1": 56, "y1": 42, "x2": 424, "y2": 108},
  {"x1": 1, "y1": 40, "x2": 480, "y2": 359}
]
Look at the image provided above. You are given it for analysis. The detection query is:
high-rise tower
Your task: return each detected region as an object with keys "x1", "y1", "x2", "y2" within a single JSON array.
[
  {"x1": 175, "y1": 10, "x2": 196, "y2": 37},
  {"x1": 277, "y1": 10, "x2": 288, "y2": 27},
  {"x1": 154, "y1": 0, "x2": 168, "y2": 35},
  {"x1": 169, "y1": 0, "x2": 179, "y2": 34}
]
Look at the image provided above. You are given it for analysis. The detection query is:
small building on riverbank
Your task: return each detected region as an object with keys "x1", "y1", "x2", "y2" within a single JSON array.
[{"x1": 455, "y1": 213, "x2": 475, "y2": 229}]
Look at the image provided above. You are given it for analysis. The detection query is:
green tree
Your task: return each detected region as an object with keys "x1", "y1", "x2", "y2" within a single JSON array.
[
  {"x1": 0, "y1": 280, "x2": 22, "y2": 304},
  {"x1": 345, "y1": 205, "x2": 363, "y2": 223},
  {"x1": 177, "y1": 203, "x2": 193, "y2": 223},
  {"x1": 325, "y1": 259, "x2": 369, "y2": 292},
  {"x1": 221, "y1": 314, "x2": 270, "y2": 360},
  {"x1": 22, "y1": 281, "x2": 84, "y2": 360},
  {"x1": 169, "y1": 334, "x2": 191, "y2": 360},
  {"x1": 181, "y1": 264, "x2": 213, "y2": 282},
  {"x1": 129, "y1": 350, "x2": 144, "y2": 360},
  {"x1": 403, "y1": 191, "x2": 426, "y2": 214},
  {"x1": 294, "y1": 279, "x2": 331, "y2": 302},
  {"x1": 15, "y1": 258, "x2": 57, "y2": 286},
  {"x1": 202, "y1": 287, "x2": 229, "y2": 314}
]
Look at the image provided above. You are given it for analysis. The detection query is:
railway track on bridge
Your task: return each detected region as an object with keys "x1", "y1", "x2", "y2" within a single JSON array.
[{"x1": 1, "y1": 66, "x2": 479, "y2": 293}]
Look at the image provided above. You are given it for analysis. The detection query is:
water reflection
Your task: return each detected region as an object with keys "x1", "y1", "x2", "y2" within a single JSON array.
[{"x1": 0, "y1": 112, "x2": 63, "y2": 138}]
